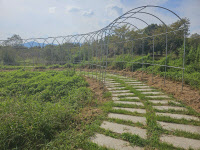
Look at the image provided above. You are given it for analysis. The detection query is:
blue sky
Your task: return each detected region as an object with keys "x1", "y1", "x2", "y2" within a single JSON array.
[{"x1": 0, "y1": 0, "x2": 199, "y2": 39}]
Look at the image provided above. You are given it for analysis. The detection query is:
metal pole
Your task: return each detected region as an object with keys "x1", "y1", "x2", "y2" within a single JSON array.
[
  {"x1": 131, "y1": 40, "x2": 134, "y2": 72},
  {"x1": 123, "y1": 42, "x2": 125, "y2": 76},
  {"x1": 142, "y1": 38, "x2": 144, "y2": 80},
  {"x1": 92, "y1": 42, "x2": 93, "y2": 78},
  {"x1": 182, "y1": 27, "x2": 186, "y2": 91},
  {"x1": 96, "y1": 41, "x2": 98, "y2": 81},
  {"x1": 164, "y1": 30, "x2": 168, "y2": 86},
  {"x1": 152, "y1": 35, "x2": 155, "y2": 83}
]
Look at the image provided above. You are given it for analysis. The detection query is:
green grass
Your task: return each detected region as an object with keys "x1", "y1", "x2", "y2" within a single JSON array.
[{"x1": 0, "y1": 70, "x2": 111, "y2": 150}]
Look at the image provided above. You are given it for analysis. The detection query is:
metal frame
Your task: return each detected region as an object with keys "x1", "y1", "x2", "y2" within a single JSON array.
[{"x1": 0, "y1": 5, "x2": 187, "y2": 90}]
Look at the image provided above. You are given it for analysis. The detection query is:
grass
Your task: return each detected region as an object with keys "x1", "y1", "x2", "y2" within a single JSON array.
[
  {"x1": 0, "y1": 69, "x2": 112, "y2": 150},
  {"x1": 2, "y1": 69, "x2": 199, "y2": 149}
]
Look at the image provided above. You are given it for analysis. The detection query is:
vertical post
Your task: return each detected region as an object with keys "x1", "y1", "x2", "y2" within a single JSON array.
[
  {"x1": 100, "y1": 39, "x2": 103, "y2": 82},
  {"x1": 91, "y1": 42, "x2": 93, "y2": 78},
  {"x1": 96, "y1": 41, "x2": 98, "y2": 81},
  {"x1": 131, "y1": 40, "x2": 134, "y2": 72},
  {"x1": 182, "y1": 27, "x2": 186, "y2": 91},
  {"x1": 84, "y1": 44, "x2": 86, "y2": 76},
  {"x1": 105, "y1": 35, "x2": 109, "y2": 82},
  {"x1": 164, "y1": 30, "x2": 168, "y2": 86},
  {"x1": 142, "y1": 38, "x2": 144, "y2": 80},
  {"x1": 152, "y1": 35, "x2": 155, "y2": 83},
  {"x1": 79, "y1": 44, "x2": 81, "y2": 74},
  {"x1": 88, "y1": 44, "x2": 90, "y2": 76},
  {"x1": 123, "y1": 41, "x2": 125, "y2": 76}
]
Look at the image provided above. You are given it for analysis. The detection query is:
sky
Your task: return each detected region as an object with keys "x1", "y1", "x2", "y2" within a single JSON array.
[{"x1": 0, "y1": 0, "x2": 199, "y2": 40}]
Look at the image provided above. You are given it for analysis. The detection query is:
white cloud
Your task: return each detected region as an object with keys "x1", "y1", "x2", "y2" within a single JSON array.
[
  {"x1": 66, "y1": 6, "x2": 81, "y2": 13},
  {"x1": 82, "y1": 10, "x2": 94, "y2": 17},
  {"x1": 49, "y1": 7, "x2": 56, "y2": 14},
  {"x1": 106, "y1": 5, "x2": 123, "y2": 17}
]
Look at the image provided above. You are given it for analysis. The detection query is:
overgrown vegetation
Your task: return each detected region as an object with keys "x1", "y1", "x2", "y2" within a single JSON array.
[{"x1": 0, "y1": 70, "x2": 107, "y2": 149}]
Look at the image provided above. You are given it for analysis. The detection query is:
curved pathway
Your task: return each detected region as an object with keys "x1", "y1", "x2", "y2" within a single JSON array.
[{"x1": 88, "y1": 73, "x2": 200, "y2": 150}]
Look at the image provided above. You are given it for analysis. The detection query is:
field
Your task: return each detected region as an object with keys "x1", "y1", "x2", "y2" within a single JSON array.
[{"x1": 0, "y1": 69, "x2": 110, "y2": 149}]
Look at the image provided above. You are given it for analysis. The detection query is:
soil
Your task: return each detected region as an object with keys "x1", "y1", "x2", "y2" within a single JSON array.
[
  {"x1": 76, "y1": 76, "x2": 110, "y2": 125},
  {"x1": 84, "y1": 76, "x2": 110, "y2": 103},
  {"x1": 109, "y1": 69, "x2": 200, "y2": 113}
]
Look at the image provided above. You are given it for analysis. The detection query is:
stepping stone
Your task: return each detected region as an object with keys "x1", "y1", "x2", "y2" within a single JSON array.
[
  {"x1": 112, "y1": 93, "x2": 134, "y2": 97},
  {"x1": 121, "y1": 97, "x2": 140, "y2": 100},
  {"x1": 160, "y1": 134, "x2": 200, "y2": 150},
  {"x1": 136, "y1": 89, "x2": 153, "y2": 91},
  {"x1": 105, "y1": 83, "x2": 120, "y2": 85},
  {"x1": 129, "y1": 84, "x2": 145, "y2": 86},
  {"x1": 113, "y1": 107, "x2": 146, "y2": 114},
  {"x1": 112, "y1": 97, "x2": 120, "y2": 101},
  {"x1": 157, "y1": 121, "x2": 200, "y2": 134},
  {"x1": 134, "y1": 86, "x2": 150, "y2": 89},
  {"x1": 110, "y1": 90, "x2": 130, "y2": 93},
  {"x1": 141, "y1": 92, "x2": 163, "y2": 95},
  {"x1": 126, "y1": 82, "x2": 143, "y2": 84},
  {"x1": 114, "y1": 101, "x2": 144, "y2": 106},
  {"x1": 149, "y1": 100, "x2": 169, "y2": 104},
  {"x1": 153, "y1": 106, "x2": 187, "y2": 111},
  {"x1": 101, "y1": 121, "x2": 147, "y2": 139},
  {"x1": 150, "y1": 100, "x2": 181, "y2": 105},
  {"x1": 106, "y1": 84, "x2": 120, "y2": 88},
  {"x1": 112, "y1": 97, "x2": 140, "y2": 101},
  {"x1": 107, "y1": 87, "x2": 125, "y2": 90},
  {"x1": 108, "y1": 113, "x2": 146, "y2": 124},
  {"x1": 156, "y1": 112, "x2": 200, "y2": 121},
  {"x1": 91, "y1": 133, "x2": 143, "y2": 150},
  {"x1": 146, "y1": 95, "x2": 170, "y2": 99},
  {"x1": 124, "y1": 80, "x2": 138, "y2": 83}
]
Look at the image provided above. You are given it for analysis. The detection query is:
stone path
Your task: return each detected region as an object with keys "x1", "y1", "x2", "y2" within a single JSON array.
[{"x1": 88, "y1": 73, "x2": 200, "y2": 150}]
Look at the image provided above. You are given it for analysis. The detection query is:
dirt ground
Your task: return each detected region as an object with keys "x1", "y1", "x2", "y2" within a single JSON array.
[
  {"x1": 73, "y1": 76, "x2": 110, "y2": 126},
  {"x1": 84, "y1": 76, "x2": 109, "y2": 103},
  {"x1": 109, "y1": 70, "x2": 200, "y2": 113}
]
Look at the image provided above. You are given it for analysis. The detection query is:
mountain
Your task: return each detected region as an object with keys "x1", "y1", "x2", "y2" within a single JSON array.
[{"x1": 23, "y1": 41, "x2": 57, "y2": 48}]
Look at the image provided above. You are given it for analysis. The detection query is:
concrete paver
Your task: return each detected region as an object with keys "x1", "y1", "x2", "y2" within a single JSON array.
[
  {"x1": 108, "y1": 113, "x2": 146, "y2": 124},
  {"x1": 141, "y1": 92, "x2": 163, "y2": 95},
  {"x1": 91, "y1": 133, "x2": 143, "y2": 150},
  {"x1": 136, "y1": 89, "x2": 153, "y2": 91},
  {"x1": 101, "y1": 121, "x2": 147, "y2": 139},
  {"x1": 133, "y1": 86, "x2": 150, "y2": 89},
  {"x1": 156, "y1": 112, "x2": 200, "y2": 121},
  {"x1": 158, "y1": 121, "x2": 200, "y2": 134},
  {"x1": 120, "y1": 97, "x2": 140, "y2": 100},
  {"x1": 150, "y1": 100, "x2": 180, "y2": 105},
  {"x1": 153, "y1": 106, "x2": 187, "y2": 111},
  {"x1": 146, "y1": 95, "x2": 170, "y2": 99},
  {"x1": 112, "y1": 93, "x2": 134, "y2": 97},
  {"x1": 114, "y1": 101, "x2": 144, "y2": 106},
  {"x1": 113, "y1": 107, "x2": 146, "y2": 114},
  {"x1": 107, "y1": 87, "x2": 126, "y2": 90},
  {"x1": 110, "y1": 90, "x2": 131, "y2": 93},
  {"x1": 160, "y1": 134, "x2": 200, "y2": 149}
]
